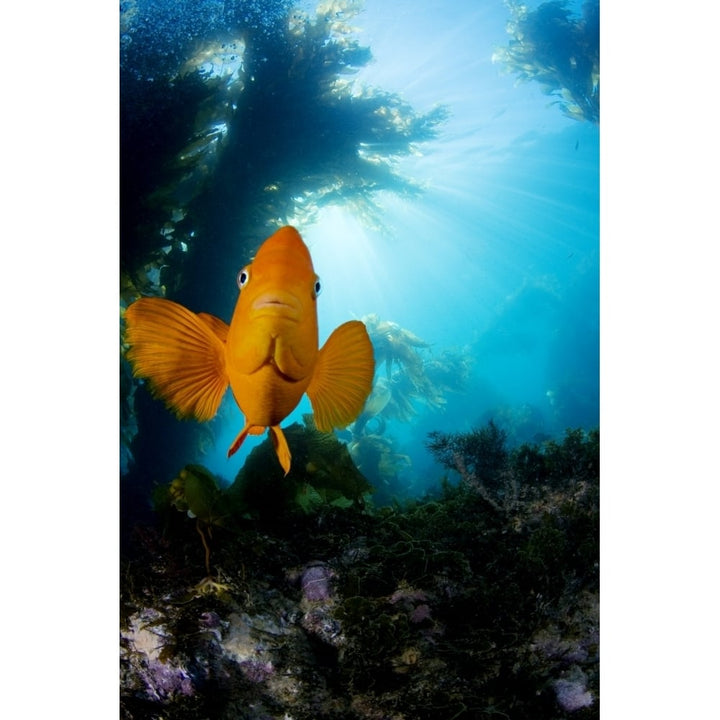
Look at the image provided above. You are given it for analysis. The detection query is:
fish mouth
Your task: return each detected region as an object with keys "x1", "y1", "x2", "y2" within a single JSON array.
[{"x1": 251, "y1": 291, "x2": 302, "y2": 320}]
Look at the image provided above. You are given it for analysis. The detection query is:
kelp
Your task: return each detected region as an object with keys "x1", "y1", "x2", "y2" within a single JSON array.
[
  {"x1": 344, "y1": 315, "x2": 472, "y2": 502},
  {"x1": 120, "y1": 0, "x2": 448, "y2": 307},
  {"x1": 494, "y1": 0, "x2": 599, "y2": 123}
]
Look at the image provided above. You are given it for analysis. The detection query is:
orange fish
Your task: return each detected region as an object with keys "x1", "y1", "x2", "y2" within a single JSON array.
[{"x1": 124, "y1": 226, "x2": 375, "y2": 475}]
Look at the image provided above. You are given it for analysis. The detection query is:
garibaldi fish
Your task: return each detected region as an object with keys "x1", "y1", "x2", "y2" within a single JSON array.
[{"x1": 124, "y1": 226, "x2": 375, "y2": 475}]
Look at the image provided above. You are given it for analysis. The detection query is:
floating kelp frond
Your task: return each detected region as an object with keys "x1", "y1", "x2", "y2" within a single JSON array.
[
  {"x1": 177, "y1": 38, "x2": 246, "y2": 83},
  {"x1": 359, "y1": 315, "x2": 471, "y2": 426},
  {"x1": 494, "y1": 0, "x2": 599, "y2": 124},
  {"x1": 147, "y1": 33, "x2": 247, "y2": 230},
  {"x1": 120, "y1": 237, "x2": 189, "y2": 305}
]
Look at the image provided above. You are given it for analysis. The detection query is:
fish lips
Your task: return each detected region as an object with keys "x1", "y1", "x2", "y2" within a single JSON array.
[{"x1": 250, "y1": 290, "x2": 303, "y2": 321}]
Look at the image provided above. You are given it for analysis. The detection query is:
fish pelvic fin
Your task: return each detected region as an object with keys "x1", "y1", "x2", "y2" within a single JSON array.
[
  {"x1": 307, "y1": 320, "x2": 375, "y2": 433},
  {"x1": 124, "y1": 297, "x2": 229, "y2": 422},
  {"x1": 227, "y1": 422, "x2": 254, "y2": 458},
  {"x1": 270, "y1": 426, "x2": 292, "y2": 476},
  {"x1": 227, "y1": 423, "x2": 292, "y2": 476}
]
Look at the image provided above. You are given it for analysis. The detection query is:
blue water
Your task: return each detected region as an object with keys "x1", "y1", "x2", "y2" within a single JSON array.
[{"x1": 121, "y1": 0, "x2": 599, "y2": 502}]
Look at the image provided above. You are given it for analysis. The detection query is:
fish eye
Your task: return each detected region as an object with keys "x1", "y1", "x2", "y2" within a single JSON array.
[
  {"x1": 237, "y1": 267, "x2": 250, "y2": 289},
  {"x1": 313, "y1": 277, "x2": 322, "y2": 298}
]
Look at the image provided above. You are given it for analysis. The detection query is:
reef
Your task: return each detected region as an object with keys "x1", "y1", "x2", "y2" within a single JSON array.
[
  {"x1": 121, "y1": 423, "x2": 599, "y2": 719},
  {"x1": 493, "y1": 0, "x2": 600, "y2": 124}
]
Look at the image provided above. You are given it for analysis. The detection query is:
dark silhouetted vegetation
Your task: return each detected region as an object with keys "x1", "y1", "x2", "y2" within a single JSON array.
[{"x1": 494, "y1": 0, "x2": 600, "y2": 123}]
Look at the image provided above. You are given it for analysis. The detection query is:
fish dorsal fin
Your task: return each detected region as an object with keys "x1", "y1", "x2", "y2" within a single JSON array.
[
  {"x1": 124, "y1": 297, "x2": 229, "y2": 422},
  {"x1": 307, "y1": 320, "x2": 375, "y2": 433},
  {"x1": 198, "y1": 312, "x2": 230, "y2": 343}
]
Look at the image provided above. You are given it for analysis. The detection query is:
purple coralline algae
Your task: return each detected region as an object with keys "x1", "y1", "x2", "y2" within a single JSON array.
[
  {"x1": 238, "y1": 658, "x2": 275, "y2": 683},
  {"x1": 121, "y1": 608, "x2": 195, "y2": 702},
  {"x1": 553, "y1": 676, "x2": 594, "y2": 712},
  {"x1": 409, "y1": 603, "x2": 432, "y2": 624},
  {"x1": 141, "y1": 659, "x2": 195, "y2": 701},
  {"x1": 390, "y1": 584, "x2": 433, "y2": 624},
  {"x1": 299, "y1": 562, "x2": 335, "y2": 602}
]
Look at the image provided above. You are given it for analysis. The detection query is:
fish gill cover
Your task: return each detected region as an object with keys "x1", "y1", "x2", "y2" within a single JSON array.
[{"x1": 120, "y1": 1, "x2": 599, "y2": 718}]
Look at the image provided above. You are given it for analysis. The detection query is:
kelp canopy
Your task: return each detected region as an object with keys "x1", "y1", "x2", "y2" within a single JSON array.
[
  {"x1": 120, "y1": 0, "x2": 448, "y2": 315},
  {"x1": 493, "y1": 0, "x2": 599, "y2": 124}
]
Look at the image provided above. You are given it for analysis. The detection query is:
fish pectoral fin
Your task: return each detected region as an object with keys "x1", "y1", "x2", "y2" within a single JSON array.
[
  {"x1": 270, "y1": 426, "x2": 292, "y2": 476},
  {"x1": 124, "y1": 297, "x2": 228, "y2": 421},
  {"x1": 307, "y1": 320, "x2": 375, "y2": 433},
  {"x1": 198, "y1": 312, "x2": 230, "y2": 343}
]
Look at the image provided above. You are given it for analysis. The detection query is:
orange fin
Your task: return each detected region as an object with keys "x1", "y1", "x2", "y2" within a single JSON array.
[
  {"x1": 198, "y1": 312, "x2": 230, "y2": 343},
  {"x1": 270, "y1": 426, "x2": 292, "y2": 476},
  {"x1": 124, "y1": 297, "x2": 228, "y2": 422},
  {"x1": 227, "y1": 422, "x2": 252, "y2": 458},
  {"x1": 227, "y1": 423, "x2": 266, "y2": 457},
  {"x1": 227, "y1": 423, "x2": 291, "y2": 475},
  {"x1": 307, "y1": 320, "x2": 375, "y2": 433}
]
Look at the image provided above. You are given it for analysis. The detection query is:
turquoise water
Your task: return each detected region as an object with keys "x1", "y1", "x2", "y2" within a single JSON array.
[{"x1": 121, "y1": 0, "x2": 599, "y2": 504}]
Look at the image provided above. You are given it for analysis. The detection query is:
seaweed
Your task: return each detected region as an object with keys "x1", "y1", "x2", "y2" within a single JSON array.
[
  {"x1": 347, "y1": 316, "x2": 473, "y2": 503},
  {"x1": 120, "y1": 0, "x2": 449, "y2": 309},
  {"x1": 494, "y1": 0, "x2": 600, "y2": 124},
  {"x1": 226, "y1": 417, "x2": 374, "y2": 523},
  {"x1": 122, "y1": 424, "x2": 599, "y2": 718},
  {"x1": 426, "y1": 420, "x2": 513, "y2": 514}
]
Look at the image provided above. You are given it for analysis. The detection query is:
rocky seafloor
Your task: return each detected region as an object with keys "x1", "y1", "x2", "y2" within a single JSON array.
[{"x1": 120, "y1": 426, "x2": 599, "y2": 719}]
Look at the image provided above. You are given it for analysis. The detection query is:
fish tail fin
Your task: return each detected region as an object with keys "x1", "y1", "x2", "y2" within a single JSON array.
[
  {"x1": 307, "y1": 320, "x2": 375, "y2": 432},
  {"x1": 124, "y1": 297, "x2": 229, "y2": 422}
]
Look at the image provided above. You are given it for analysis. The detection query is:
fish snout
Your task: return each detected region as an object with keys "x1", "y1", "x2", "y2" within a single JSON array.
[{"x1": 251, "y1": 291, "x2": 302, "y2": 320}]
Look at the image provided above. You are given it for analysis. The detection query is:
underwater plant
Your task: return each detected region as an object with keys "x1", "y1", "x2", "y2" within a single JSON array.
[
  {"x1": 161, "y1": 464, "x2": 234, "y2": 595},
  {"x1": 361, "y1": 314, "x2": 471, "y2": 422},
  {"x1": 494, "y1": 0, "x2": 600, "y2": 123},
  {"x1": 123, "y1": 424, "x2": 599, "y2": 718},
  {"x1": 426, "y1": 420, "x2": 515, "y2": 512},
  {"x1": 120, "y1": 0, "x2": 448, "y2": 307},
  {"x1": 227, "y1": 415, "x2": 374, "y2": 521},
  {"x1": 339, "y1": 315, "x2": 474, "y2": 502}
]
